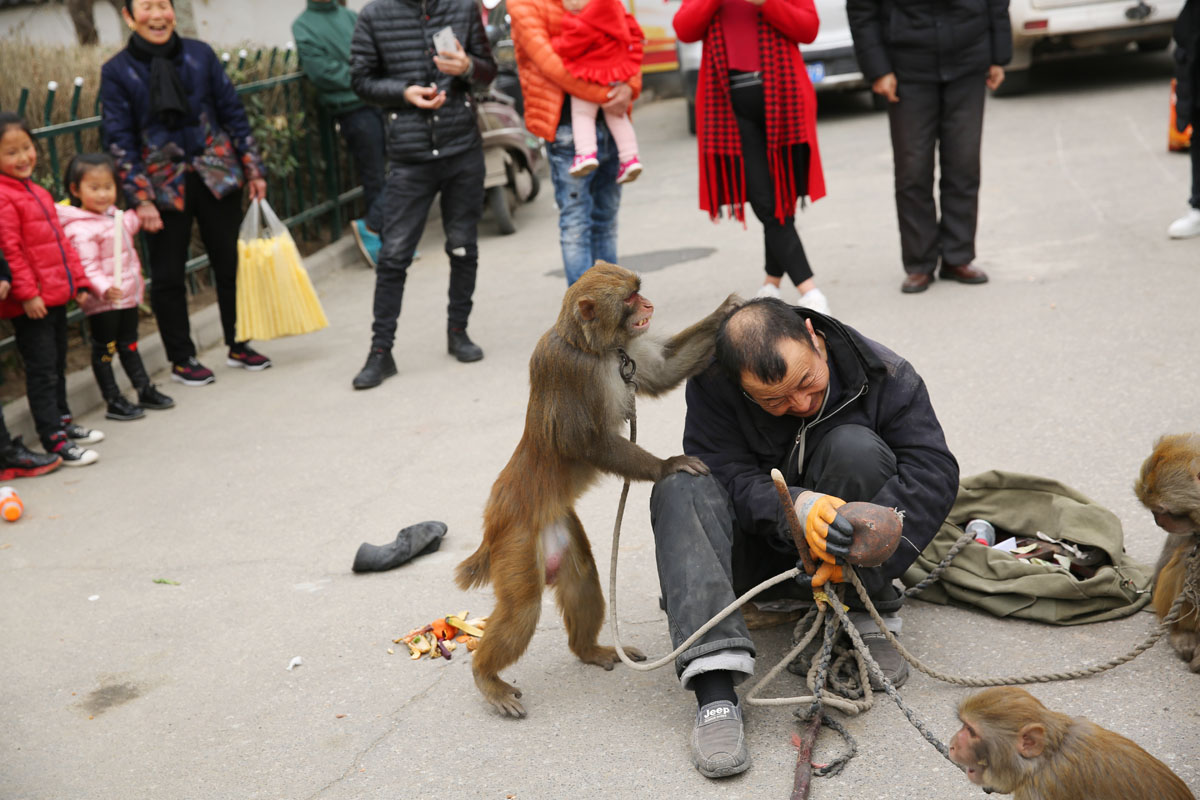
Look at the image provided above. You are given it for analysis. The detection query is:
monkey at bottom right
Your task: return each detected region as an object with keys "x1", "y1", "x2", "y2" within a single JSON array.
[
  {"x1": 1134, "y1": 432, "x2": 1200, "y2": 671},
  {"x1": 949, "y1": 687, "x2": 1194, "y2": 800}
]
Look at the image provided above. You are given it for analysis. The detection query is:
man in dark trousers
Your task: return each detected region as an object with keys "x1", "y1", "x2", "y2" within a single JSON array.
[
  {"x1": 847, "y1": 0, "x2": 1011, "y2": 294},
  {"x1": 349, "y1": 0, "x2": 496, "y2": 389},
  {"x1": 650, "y1": 298, "x2": 959, "y2": 779},
  {"x1": 293, "y1": 0, "x2": 388, "y2": 267}
]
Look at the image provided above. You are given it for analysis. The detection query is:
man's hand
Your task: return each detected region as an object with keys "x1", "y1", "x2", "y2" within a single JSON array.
[
  {"x1": 104, "y1": 287, "x2": 122, "y2": 302},
  {"x1": 136, "y1": 202, "x2": 163, "y2": 233},
  {"x1": 796, "y1": 491, "x2": 853, "y2": 562},
  {"x1": 985, "y1": 65, "x2": 1005, "y2": 91},
  {"x1": 404, "y1": 83, "x2": 447, "y2": 109},
  {"x1": 433, "y1": 42, "x2": 471, "y2": 77},
  {"x1": 22, "y1": 297, "x2": 46, "y2": 319},
  {"x1": 0, "y1": 281, "x2": 10, "y2": 301},
  {"x1": 248, "y1": 178, "x2": 267, "y2": 201},
  {"x1": 602, "y1": 82, "x2": 633, "y2": 115},
  {"x1": 811, "y1": 560, "x2": 844, "y2": 589},
  {"x1": 872, "y1": 72, "x2": 899, "y2": 104}
]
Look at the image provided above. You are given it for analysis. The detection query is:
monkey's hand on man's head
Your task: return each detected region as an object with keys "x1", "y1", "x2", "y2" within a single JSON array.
[
  {"x1": 659, "y1": 454, "x2": 710, "y2": 479},
  {"x1": 717, "y1": 293, "x2": 746, "y2": 317}
]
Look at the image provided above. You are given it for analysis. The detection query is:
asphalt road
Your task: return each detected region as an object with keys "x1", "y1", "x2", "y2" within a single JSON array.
[{"x1": 2, "y1": 50, "x2": 1198, "y2": 799}]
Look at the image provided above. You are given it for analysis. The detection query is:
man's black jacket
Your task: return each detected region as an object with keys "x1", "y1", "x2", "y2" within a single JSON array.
[
  {"x1": 350, "y1": 0, "x2": 496, "y2": 163},
  {"x1": 846, "y1": 0, "x2": 1012, "y2": 84},
  {"x1": 682, "y1": 309, "x2": 960, "y2": 582}
]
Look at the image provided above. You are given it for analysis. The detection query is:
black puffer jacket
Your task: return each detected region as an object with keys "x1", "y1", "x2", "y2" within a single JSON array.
[
  {"x1": 350, "y1": 0, "x2": 496, "y2": 163},
  {"x1": 1175, "y1": 0, "x2": 1199, "y2": 131},
  {"x1": 682, "y1": 309, "x2": 960, "y2": 582},
  {"x1": 846, "y1": 0, "x2": 1012, "y2": 84}
]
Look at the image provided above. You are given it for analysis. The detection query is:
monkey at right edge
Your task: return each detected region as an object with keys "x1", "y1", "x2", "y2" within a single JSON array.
[
  {"x1": 456, "y1": 262, "x2": 740, "y2": 717},
  {"x1": 1134, "y1": 432, "x2": 1200, "y2": 671}
]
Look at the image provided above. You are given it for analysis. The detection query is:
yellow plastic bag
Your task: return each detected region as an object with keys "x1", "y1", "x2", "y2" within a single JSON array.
[{"x1": 235, "y1": 198, "x2": 329, "y2": 341}]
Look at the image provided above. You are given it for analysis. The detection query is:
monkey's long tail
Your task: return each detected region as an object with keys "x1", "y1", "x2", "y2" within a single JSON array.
[{"x1": 455, "y1": 544, "x2": 492, "y2": 590}]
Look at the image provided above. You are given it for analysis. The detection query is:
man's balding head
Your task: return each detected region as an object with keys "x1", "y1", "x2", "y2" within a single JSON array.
[{"x1": 716, "y1": 298, "x2": 816, "y2": 385}]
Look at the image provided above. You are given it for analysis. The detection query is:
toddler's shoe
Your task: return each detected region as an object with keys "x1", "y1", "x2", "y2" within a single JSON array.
[
  {"x1": 616, "y1": 156, "x2": 643, "y2": 184},
  {"x1": 138, "y1": 384, "x2": 175, "y2": 410},
  {"x1": 61, "y1": 416, "x2": 104, "y2": 445},
  {"x1": 568, "y1": 152, "x2": 600, "y2": 177},
  {"x1": 172, "y1": 357, "x2": 215, "y2": 386},
  {"x1": 48, "y1": 433, "x2": 99, "y2": 467},
  {"x1": 105, "y1": 395, "x2": 145, "y2": 421},
  {"x1": 227, "y1": 343, "x2": 272, "y2": 371}
]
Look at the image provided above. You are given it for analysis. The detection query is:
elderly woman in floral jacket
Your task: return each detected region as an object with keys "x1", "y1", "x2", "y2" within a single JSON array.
[{"x1": 100, "y1": 0, "x2": 271, "y2": 387}]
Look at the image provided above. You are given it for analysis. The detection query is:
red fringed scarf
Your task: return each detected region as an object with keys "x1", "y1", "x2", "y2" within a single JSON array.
[{"x1": 699, "y1": 11, "x2": 808, "y2": 224}]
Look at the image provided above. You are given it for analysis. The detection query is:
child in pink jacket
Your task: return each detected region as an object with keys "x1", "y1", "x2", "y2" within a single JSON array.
[{"x1": 57, "y1": 154, "x2": 174, "y2": 421}]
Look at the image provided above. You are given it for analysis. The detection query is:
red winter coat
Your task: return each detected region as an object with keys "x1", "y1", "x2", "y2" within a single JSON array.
[
  {"x1": 552, "y1": 0, "x2": 644, "y2": 85},
  {"x1": 0, "y1": 174, "x2": 92, "y2": 318}
]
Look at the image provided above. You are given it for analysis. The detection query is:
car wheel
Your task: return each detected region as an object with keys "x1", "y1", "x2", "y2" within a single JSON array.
[
  {"x1": 488, "y1": 185, "x2": 517, "y2": 235},
  {"x1": 991, "y1": 68, "x2": 1031, "y2": 98}
]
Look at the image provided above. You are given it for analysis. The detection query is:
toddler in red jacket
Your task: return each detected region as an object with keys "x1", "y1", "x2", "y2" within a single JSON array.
[
  {"x1": 0, "y1": 113, "x2": 102, "y2": 466},
  {"x1": 551, "y1": 0, "x2": 645, "y2": 183}
]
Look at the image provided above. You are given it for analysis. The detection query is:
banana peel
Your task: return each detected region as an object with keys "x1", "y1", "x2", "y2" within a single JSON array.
[
  {"x1": 398, "y1": 612, "x2": 487, "y2": 662},
  {"x1": 446, "y1": 614, "x2": 485, "y2": 637}
]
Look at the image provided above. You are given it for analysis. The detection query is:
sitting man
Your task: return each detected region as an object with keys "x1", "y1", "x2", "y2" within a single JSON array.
[{"x1": 650, "y1": 298, "x2": 959, "y2": 779}]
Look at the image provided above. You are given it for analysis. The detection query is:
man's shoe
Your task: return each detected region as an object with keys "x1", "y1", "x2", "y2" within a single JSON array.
[
  {"x1": 1167, "y1": 208, "x2": 1200, "y2": 239},
  {"x1": 172, "y1": 358, "x2": 215, "y2": 386},
  {"x1": 137, "y1": 384, "x2": 175, "y2": 410},
  {"x1": 900, "y1": 272, "x2": 934, "y2": 294},
  {"x1": 352, "y1": 219, "x2": 382, "y2": 268},
  {"x1": 937, "y1": 263, "x2": 989, "y2": 284},
  {"x1": 48, "y1": 435, "x2": 99, "y2": 467},
  {"x1": 352, "y1": 348, "x2": 398, "y2": 390},
  {"x1": 227, "y1": 342, "x2": 272, "y2": 371},
  {"x1": 448, "y1": 329, "x2": 484, "y2": 363},
  {"x1": 105, "y1": 395, "x2": 145, "y2": 421},
  {"x1": 0, "y1": 436, "x2": 62, "y2": 480},
  {"x1": 860, "y1": 631, "x2": 909, "y2": 690},
  {"x1": 691, "y1": 701, "x2": 750, "y2": 779},
  {"x1": 62, "y1": 418, "x2": 104, "y2": 445}
]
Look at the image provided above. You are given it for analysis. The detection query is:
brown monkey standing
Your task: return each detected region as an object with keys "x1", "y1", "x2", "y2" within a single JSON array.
[
  {"x1": 1134, "y1": 432, "x2": 1200, "y2": 671},
  {"x1": 456, "y1": 262, "x2": 740, "y2": 717},
  {"x1": 949, "y1": 687, "x2": 1194, "y2": 800}
]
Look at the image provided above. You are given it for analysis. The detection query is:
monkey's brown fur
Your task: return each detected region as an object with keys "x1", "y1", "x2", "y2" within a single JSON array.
[
  {"x1": 456, "y1": 262, "x2": 739, "y2": 717},
  {"x1": 1134, "y1": 432, "x2": 1200, "y2": 671},
  {"x1": 949, "y1": 687, "x2": 1193, "y2": 800}
]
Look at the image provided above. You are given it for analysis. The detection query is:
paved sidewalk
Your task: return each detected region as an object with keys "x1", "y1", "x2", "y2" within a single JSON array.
[{"x1": 3, "y1": 52, "x2": 1199, "y2": 799}]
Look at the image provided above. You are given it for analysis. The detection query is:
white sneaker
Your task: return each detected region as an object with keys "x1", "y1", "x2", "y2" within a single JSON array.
[
  {"x1": 1167, "y1": 208, "x2": 1200, "y2": 239},
  {"x1": 754, "y1": 283, "x2": 783, "y2": 299},
  {"x1": 797, "y1": 287, "x2": 831, "y2": 315}
]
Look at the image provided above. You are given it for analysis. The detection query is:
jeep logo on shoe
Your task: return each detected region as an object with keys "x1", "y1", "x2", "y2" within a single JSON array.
[{"x1": 703, "y1": 705, "x2": 732, "y2": 721}]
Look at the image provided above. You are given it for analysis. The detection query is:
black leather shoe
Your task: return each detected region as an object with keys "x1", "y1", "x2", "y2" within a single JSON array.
[
  {"x1": 938, "y1": 263, "x2": 989, "y2": 284},
  {"x1": 352, "y1": 348, "x2": 398, "y2": 390},
  {"x1": 900, "y1": 272, "x2": 934, "y2": 294},
  {"x1": 448, "y1": 329, "x2": 484, "y2": 363}
]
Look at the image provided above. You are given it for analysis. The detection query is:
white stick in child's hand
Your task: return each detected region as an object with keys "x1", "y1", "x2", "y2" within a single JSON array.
[{"x1": 113, "y1": 209, "x2": 123, "y2": 292}]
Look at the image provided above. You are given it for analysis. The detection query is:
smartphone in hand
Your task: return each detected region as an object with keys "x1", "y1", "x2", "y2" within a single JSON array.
[{"x1": 432, "y1": 25, "x2": 458, "y2": 55}]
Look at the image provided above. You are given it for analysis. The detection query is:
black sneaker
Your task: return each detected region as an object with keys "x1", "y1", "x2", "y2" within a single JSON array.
[
  {"x1": 172, "y1": 358, "x2": 215, "y2": 386},
  {"x1": 138, "y1": 384, "x2": 175, "y2": 410},
  {"x1": 105, "y1": 395, "x2": 145, "y2": 421},
  {"x1": 352, "y1": 347, "x2": 397, "y2": 390},
  {"x1": 62, "y1": 420, "x2": 104, "y2": 445},
  {"x1": 0, "y1": 436, "x2": 62, "y2": 480},
  {"x1": 448, "y1": 329, "x2": 484, "y2": 363},
  {"x1": 227, "y1": 342, "x2": 272, "y2": 371},
  {"x1": 49, "y1": 435, "x2": 99, "y2": 467}
]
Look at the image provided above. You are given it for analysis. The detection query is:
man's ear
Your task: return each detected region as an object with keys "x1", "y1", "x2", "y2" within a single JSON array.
[
  {"x1": 1016, "y1": 723, "x2": 1045, "y2": 758},
  {"x1": 577, "y1": 298, "x2": 596, "y2": 321}
]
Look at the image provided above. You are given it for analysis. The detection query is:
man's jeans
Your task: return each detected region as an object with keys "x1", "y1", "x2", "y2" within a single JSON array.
[
  {"x1": 548, "y1": 115, "x2": 621, "y2": 285},
  {"x1": 371, "y1": 147, "x2": 485, "y2": 351},
  {"x1": 337, "y1": 106, "x2": 387, "y2": 233}
]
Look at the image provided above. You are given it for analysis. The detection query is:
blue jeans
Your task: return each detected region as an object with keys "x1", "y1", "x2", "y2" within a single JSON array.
[{"x1": 548, "y1": 113, "x2": 622, "y2": 285}]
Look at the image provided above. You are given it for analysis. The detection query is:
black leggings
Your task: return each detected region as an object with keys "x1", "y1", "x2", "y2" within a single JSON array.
[
  {"x1": 12, "y1": 305, "x2": 70, "y2": 447},
  {"x1": 730, "y1": 79, "x2": 813, "y2": 285},
  {"x1": 89, "y1": 308, "x2": 139, "y2": 363}
]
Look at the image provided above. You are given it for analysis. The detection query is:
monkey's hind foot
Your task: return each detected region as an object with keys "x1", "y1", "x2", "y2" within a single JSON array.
[
  {"x1": 577, "y1": 644, "x2": 646, "y2": 671},
  {"x1": 480, "y1": 676, "x2": 526, "y2": 718}
]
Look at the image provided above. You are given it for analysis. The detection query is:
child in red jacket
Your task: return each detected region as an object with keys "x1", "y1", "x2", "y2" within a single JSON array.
[
  {"x1": 0, "y1": 113, "x2": 102, "y2": 466},
  {"x1": 551, "y1": 0, "x2": 645, "y2": 183}
]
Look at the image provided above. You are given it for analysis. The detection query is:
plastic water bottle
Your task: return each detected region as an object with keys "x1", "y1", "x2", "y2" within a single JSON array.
[
  {"x1": 0, "y1": 487, "x2": 23, "y2": 522},
  {"x1": 965, "y1": 519, "x2": 995, "y2": 546}
]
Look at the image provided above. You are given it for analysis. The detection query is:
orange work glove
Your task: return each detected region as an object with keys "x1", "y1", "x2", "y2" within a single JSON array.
[
  {"x1": 812, "y1": 560, "x2": 845, "y2": 589},
  {"x1": 797, "y1": 492, "x2": 852, "y2": 562}
]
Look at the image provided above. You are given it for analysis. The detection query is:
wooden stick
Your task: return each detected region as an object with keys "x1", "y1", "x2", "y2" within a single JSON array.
[
  {"x1": 112, "y1": 209, "x2": 123, "y2": 292},
  {"x1": 790, "y1": 713, "x2": 823, "y2": 800},
  {"x1": 771, "y1": 468, "x2": 816, "y2": 575}
]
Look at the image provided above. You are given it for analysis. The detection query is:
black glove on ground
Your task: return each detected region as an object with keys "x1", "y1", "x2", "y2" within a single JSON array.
[{"x1": 352, "y1": 520, "x2": 447, "y2": 573}]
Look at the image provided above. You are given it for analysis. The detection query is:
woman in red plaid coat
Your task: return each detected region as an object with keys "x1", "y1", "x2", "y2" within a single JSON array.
[{"x1": 674, "y1": 0, "x2": 828, "y2": 312}]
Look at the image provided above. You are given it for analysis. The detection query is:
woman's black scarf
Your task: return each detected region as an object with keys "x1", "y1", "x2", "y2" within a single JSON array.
[{"x1": 127, "y1": 32, "x2": 192, "y2": 129}]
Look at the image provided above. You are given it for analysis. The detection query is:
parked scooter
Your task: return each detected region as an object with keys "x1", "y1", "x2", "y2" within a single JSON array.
[{"x1": 478, "y1": 0, "x2": 544, "y2": 235}]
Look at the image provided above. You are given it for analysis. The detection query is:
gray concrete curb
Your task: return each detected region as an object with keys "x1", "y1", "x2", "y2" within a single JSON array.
[{"x1": 0, "y1": 235, "x2": 363, "y2": 445}]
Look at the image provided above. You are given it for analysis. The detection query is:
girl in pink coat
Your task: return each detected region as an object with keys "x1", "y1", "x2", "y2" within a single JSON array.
[{"x1": 58, "y1": 154, "x2": 174, "y2": 422}]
